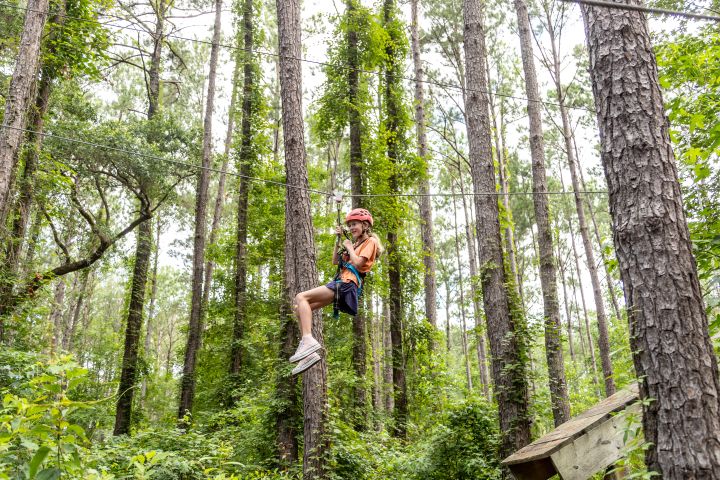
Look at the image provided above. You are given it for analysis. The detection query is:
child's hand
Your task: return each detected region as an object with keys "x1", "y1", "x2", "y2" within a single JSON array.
[
  {"x1": 335, "y1": 225, "x2": 344, "y2": 236},
  {"x1": 343, "y1": 239, "x2": 353, "y2": 250}
]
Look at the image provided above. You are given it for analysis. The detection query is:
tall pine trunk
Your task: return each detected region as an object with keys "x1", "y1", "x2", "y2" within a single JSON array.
[
  {"x1": 178, "y1": 0, "x2": 222, "y2": 421},
  {"x1": 276, "y1": 0, "x2": 328, "y2": 476},
  {"x1": 0, "y1": 0, "x2": 49, "y2": 227},
  {"x1": 410, "y1": 0, "x2": 437, "y2": 334},
  {"x1": 513, "y1": 0, "x2": 570, "y2": 426},
  {"x1": 451, "y1": 182, "x2": 473, "y2": 391},
  {"x1": 230, "y1": 0, "x2": 255, "y2": 379},
  {"x1": 463, "y1": 0, "x2": 531, "y2": 458},
  {"x1": 382, "y1": 0, "x2": 408, "y2": 439},
  {"x1": 113, "y1": 217, "x2": 152, "y2": 435},
  {"x1": 346, "y1": 0, "x2": 368, "y2": 430},
  {"x1": 581, "y1": 3, "x2": 720, "y2": 475}
]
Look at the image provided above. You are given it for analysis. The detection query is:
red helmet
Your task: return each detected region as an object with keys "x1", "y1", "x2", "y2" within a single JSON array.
[{"x1": 345, "y1": 208, "x2": 373, "y2": 226}]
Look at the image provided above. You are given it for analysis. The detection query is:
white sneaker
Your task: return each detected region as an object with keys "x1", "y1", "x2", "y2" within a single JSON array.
[
  {"x1": 289, "y1": 336, "x2": 321, "y2": 363},
  {"x1": 292, "y1": 352, "x2": 321, "y2": 375}
]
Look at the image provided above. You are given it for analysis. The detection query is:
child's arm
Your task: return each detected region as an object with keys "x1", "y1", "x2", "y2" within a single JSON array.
[
  {"x1": 342, "y1": 239, "x2": 369, "y2": 269},
  {"x1": 332, "y1": 242, "x2": 340, "y2": 265}
]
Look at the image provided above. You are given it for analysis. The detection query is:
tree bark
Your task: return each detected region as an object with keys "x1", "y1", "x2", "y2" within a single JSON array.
[
  {"x1": 451, "y1": 182, "x2": 473, "y2": 391},
  {"x1": 581, "y1": 3, "x2": 720, "y2": 475},
  {"x1": 276, "y1": 0, "x2": 328, "y2": 475},
  {"x1": 230, "y1": 0, "x2": 254, "y2": 380},
  {"x1": 382, "y1": 0, "x2": 408, "y2": 439},
  {"x1": 114, "y1": 216, "x2": 152, "y2": 436},
  {"x1": 346, "y1": 0, "x2": 368, "y2": 429},
  {"x1": 0, "y1": 0, "x2": 49, "y2": 226},
  {"x1": 49, "y1": 279, "x2": 66, "y2": 354},
  {"x1": 463, "y1": 0, "x2": 531, "y2": 459},
  {"x1": 457, "y1": 170, "x2": 489, "y2": 398},
  {"x1": 513, "y1": 0, "x2": 570, "y2": 426},
  {"x1": 178, "y1": 0, "x2": 222, "y2": 421},
  {"x1": 410, "y1": 0, "x2": 438, "y2": 334}
]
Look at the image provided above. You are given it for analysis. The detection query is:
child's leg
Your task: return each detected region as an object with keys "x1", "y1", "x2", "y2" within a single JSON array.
[{"x1": 294, "y1": 286, "x2": 335, "y2": 337}]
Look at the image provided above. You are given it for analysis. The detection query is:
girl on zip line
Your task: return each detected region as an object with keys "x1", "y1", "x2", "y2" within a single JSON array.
[{"x1": 289, "y1": 208, "x2": 383, "y2": 375}]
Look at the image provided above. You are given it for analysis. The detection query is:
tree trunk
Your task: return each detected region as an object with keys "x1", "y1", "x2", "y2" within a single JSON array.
[
  {"x1": 383, "y1": 0, "x2": 408, "y2": 439},
  {"x1": 276, "y1": 295, "x2": 299, "y2": 466},
  {"x1": 64, "y1": 269, "x2": 90, "y2": 351},
  {"x1": 557, "y1": 235, "x2": 575, "y2": 361},
  {"x1": 463, "y1": 0, "x2": 531, "y2": 459},
  {"x1": 147, "y1": 0, "x2": 167, "y2": 118},
  {"x1": 575, "y1": 146, "x2": 623, "y2": 321},
  {"x1": 581, "y1": 3, "x2": 720, "y2": 475},
  {"x1": 458, "y1": 170, "x2": 490, "y2": 398},
  {"x1": 230, "y1": 0, "x2": 254, "y2": 380},
  {"x1": 276, "y1": 0, "x2": 328, "y2": 475},
  {"x1": 0, "y1": 0, "x2": 49, "y2": 226},
  {"x1": 49, "y1": 279, "x2": 66, "y2": 354},
  {"x1": 382, "y1": 300, "x2": 394, "y2": 414},
  {"x1": 451, "y1": 182, "x2": 473, "y2": 391},
  {"x1": 141, "y1": 218, "x2": 161, "y2": 403},
  {"x1": 114, "y1": 216, "x2": 152, "y2": 436},
  {"x1": 513, "y1": 0, "x2": 570, "y2": 426},
  {"x1": 346, "y1": 0, "x2": 368, "y2": 430},
  {"x1": 178, "y1": 0, "x2": 222, "y2": 421},
  {"x1": 410, "y1": 0, "x2": 437, "y2": 334}
]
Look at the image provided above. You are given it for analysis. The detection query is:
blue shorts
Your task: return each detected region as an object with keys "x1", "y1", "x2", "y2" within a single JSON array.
[{"x1": 325, "y1": 281, "x2": 359, "y2": 316}]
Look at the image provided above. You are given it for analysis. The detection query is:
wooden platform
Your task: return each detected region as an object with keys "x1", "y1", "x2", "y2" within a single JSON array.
[{"x1": 502, "y1": 383, "x2": 640, "y2": 480}]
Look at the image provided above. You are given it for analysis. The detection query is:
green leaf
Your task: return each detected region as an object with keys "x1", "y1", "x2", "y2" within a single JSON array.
[
  {"x1": 36, "y1": 468, "x2": 61, "y2": 480},
  {"x1": 29, "y1": 446, "x2": 51, "y2": 478}
]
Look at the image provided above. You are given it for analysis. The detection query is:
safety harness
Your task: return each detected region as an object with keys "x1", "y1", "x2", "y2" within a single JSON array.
[{"x1": 333, "y1": 237, "x2": 369, "y2": 319}]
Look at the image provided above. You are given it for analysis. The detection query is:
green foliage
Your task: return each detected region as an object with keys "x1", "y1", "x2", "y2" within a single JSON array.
[{"x1": 0, "y1": 350, "x2": 101, "y2": 479}]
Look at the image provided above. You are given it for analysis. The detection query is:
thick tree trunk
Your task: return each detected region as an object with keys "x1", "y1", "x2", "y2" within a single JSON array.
[
  {"x1": 513, "y1": 0, "x2": 570, "y2": 426},
  {"x1": 276, "y1": 0, "x2": 328, "y2": 475},
  {"x1": 346, "y1": 0, "x2": 368, "y2": 429},
  {"x1": 178, "y1": 0, "x2": 222, "y2": 421},
  {"x1": 410, "y1": 0, "x2": 437, "y2": 334},
  {"x1": 0, "y1": 0, "x2": 49, "y2": 226},
  {"x1": 451, "y1": 183, "x2": 473, "y2": 391},
  {"x1": 230, "y1": 0, "x2": 254, "y2": 379},
  {"x1": 114, "y1": 216, "x2": 152, "y2": 436},
  {"x1": 383, "y1": 0, "x2": 408, "y2": 439},
  {"x1": 276, "y1": 296, "x2": 299, "y2": 466},
  {"x1": 581, "y1": 3, "x2": 720, "y2": 476},
  {"x1": 463, "y1": 0, "x2": 531, "y2": 459}
]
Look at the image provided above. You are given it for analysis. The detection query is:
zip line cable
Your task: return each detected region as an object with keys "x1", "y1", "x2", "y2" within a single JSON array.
[
  {"x1": 0, "y1": 123, "x2": 608, "y2": 199},
  {"x1": 557, "y1": 0, "x2": 720, "y2": 21},
  {"x1": 0, "y1": 1, "x2": 598, "y2": 113}
]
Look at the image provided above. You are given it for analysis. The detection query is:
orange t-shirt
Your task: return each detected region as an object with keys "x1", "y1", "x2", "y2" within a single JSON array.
[{"x1": 340, "y1": 236, "x2": 378, "y2": 285}]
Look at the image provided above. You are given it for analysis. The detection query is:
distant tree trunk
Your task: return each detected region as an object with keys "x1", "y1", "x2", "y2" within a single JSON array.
[
  {"x1": 382, "y1": 300, "x2": 394, "y2": 414},
  {"x1": 514, "y1": 0, "x2": 570, "y2": 426},
  {"x1": 458, "y1": 171, "x2": 489, "y2": 398},
  {"x1": 557, "y1": 236, "x2": 575, "y2": 361},
  {"x1": 383, "y1": 0, "x2": 408, "y2": 439},
  {"x1": 0, "y1": 0, "x2": 49, "y2": 227},
  {"x1": 443, "y1": 279, "x2": 451, "y2": 353},
  {"x1": 64, "y1": 269, "x2": 90, "y2": 351},
  {"x1": 371, "y1": 294, "x2": 383, "y2": 418},
  {"x1": 49, "y1": 279, "x2": 66, "y2": 354},
  {"x1": 276, "y1": 0, "x2": 328, "y2": 475},
  {"x1": 463, "y1": 0, "x2": 531, "y2": 458},
  {"x1": 451, "y1": 182, "x2": 473, "y2": 391},
  {"x1": 574, "y1": 149, "x2": 622, "y2": 321},
  {"x1": 581, "y1": 3, "x2": 720, "y2": 475},
  {"x1": 178, "y1": 0, "x2": 222, "y2": 421},
  {"x1": 147, "y1": 0, "x2": 167, "y2": 118},
  {"x1": 230, "y1": 0, "x2": 255, "y2": 380},
  {"x1": 554, "y1": 66, "x2": 615, "y2": 396},
  {"x1": 410, "y1": 0, "x2": 437, "y2": 334},
  {"x1": 114, "y1": 216, "x2": 152, "y2": 436}
]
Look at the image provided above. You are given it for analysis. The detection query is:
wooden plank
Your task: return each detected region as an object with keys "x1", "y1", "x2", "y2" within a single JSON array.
[
  {"x1": 503, "y1": 384, "x2": 639, "y2": 466},
  {"x1": 550, "y1": 402, "x2": 641, "y2": 480},
  {"x1": 507, "y1": 457, "x2": 556, "y2": 480}
]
